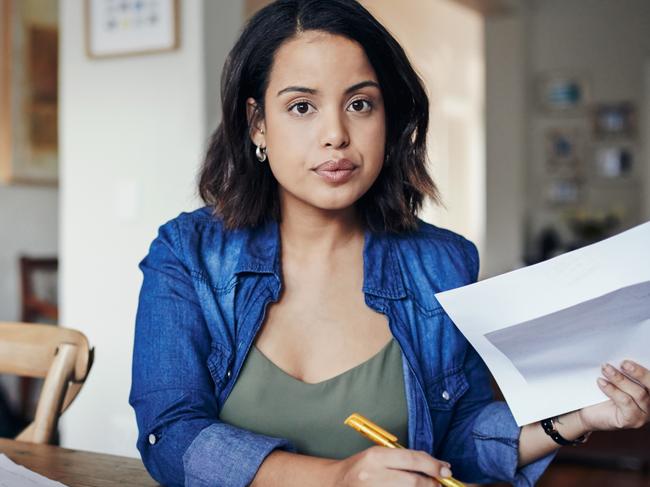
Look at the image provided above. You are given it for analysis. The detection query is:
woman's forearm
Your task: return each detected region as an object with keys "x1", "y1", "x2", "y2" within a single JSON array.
[
  {"x1": 517, "y1": 410, "x2": 589, "y2": 466},
  {"x1": 253, "y1": 412, "x2": 587, "y2": 486},
  {"x1": 251, "y1": 450, "x2": 339, "y2": 487}
]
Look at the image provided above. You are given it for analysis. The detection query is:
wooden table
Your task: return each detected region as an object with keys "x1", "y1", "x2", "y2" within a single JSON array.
[
  {"x1": 0, "y1": 438, "x2": 159, "y2": 487},
  {"x1": 3, "y1": 437, "x2": 649, "y2": 487},
  {"x1": 490, "y1": 460, "x2": 650, "y2": 487},
  {"x1": 536, "y1": 464, "x2": 650, "y2": 487}
]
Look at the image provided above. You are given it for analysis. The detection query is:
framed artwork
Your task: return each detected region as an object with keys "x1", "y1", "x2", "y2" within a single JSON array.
[
  {"x1": 0, "y1": 0, "x2": 59, "y2": 185},
  {"x1": 544, "y1": 128, "x2": 584, "y2": 177},
  {"x1": 537, "y1": 72, "x2": 590, "y2": 114},
  {"x1": 545, "y1": 178, "x2": 581, "y2": 205},
  {"x1": 595, "y1": 146, "x2": 634, "y2": 178},
  {"x1": 85, "y1": 0, "x2": 180, "y2": 58},
  {"x1": 593, "y1": 102, "x2": 636, "y2": 138}
]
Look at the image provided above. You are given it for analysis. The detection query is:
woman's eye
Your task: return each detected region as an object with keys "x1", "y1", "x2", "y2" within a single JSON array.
[
  {"x1": 348, "y1": 99, "x2": 372, "y2": 113},
  {"x1": 288, "y1": 99, "x2": 372, "y2": 116},
  {"x1": 289, "y1": 101, "x2": 314, "y2": 116}
]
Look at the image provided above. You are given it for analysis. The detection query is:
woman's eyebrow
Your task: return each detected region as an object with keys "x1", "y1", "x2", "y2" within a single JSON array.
[{"x1": 276, "y1": 80, "x2": 380, "y2": 97}]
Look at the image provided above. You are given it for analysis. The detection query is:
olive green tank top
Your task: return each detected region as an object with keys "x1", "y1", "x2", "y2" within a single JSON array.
[{"x1": 219, "y1": 338, "x2": 409, "y2": 460}]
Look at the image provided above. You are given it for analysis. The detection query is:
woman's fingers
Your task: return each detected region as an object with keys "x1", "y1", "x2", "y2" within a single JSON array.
[
  {"x1": 373, "y1": 447, "x2": 452, "y2": 481},
  {"x1": 348, "y1": 447, "x2": 450, "y2": 486},
  {"x1": 601, "y1": 363, "x2": 649, "y2": 414},
  {"x1": 381, "y1": 468, "x2": 441, "y2": 487},
  {"x1": 621, "y1": 361, "x2": 650, "y2": 390},
  {"x1": 598, "y1": 371, "x2": 648, "y2": 429}
]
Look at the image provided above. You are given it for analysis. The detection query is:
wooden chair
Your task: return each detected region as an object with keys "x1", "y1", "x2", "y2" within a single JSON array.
[
  {"x1": 18, "y1": 256, "x2": 59, "y2": 418},
  {"x1": 20, "y1": 257, "x2": 59, "y2": 323},
  {"x1": 0, "y1": 322, "x2": 94, "y2": 444}
]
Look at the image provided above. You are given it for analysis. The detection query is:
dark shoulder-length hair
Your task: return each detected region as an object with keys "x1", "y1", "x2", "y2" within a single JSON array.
[{"x1": 199, "y1": 0, "x2": 439, "y2": 233}]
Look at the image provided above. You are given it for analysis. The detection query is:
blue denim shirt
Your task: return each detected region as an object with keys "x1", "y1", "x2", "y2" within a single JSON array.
[{"x1": 130, "y1": 207, "x2": 555, "y2": 486}]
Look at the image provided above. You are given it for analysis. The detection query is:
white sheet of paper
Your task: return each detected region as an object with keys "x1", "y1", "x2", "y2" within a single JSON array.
[
  {"x1": 0, "y1": 454, "x2": 68, "y2": 487},
  {"x1": 435, "y1": 222, "x2": 650, "y2": 426}
]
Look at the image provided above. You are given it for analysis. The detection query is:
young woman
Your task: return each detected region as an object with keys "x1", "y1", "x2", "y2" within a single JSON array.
[{"x1": 129, "y1": 1, "x2": 650, "y2": 486}]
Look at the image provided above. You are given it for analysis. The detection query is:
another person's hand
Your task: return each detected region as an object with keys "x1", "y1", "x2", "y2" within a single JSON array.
[
  {"x1": 331, "y1": 445, "x2": 453, "y2": 487},
  {"x1": 577, "y1": 360, "x2": 650, "y2": 432}
]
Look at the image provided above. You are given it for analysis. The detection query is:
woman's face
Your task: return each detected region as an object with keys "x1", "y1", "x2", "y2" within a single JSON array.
[{"x1": 249, "y1": 31, "x2": 386, "y2": 214}]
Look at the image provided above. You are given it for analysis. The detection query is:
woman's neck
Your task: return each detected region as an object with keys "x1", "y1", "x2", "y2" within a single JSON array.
[{"x1": 278, "y1": 197, "x2": 364, "y2": 260}]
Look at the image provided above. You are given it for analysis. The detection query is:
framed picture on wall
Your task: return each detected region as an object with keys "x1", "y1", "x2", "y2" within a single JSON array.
[
  {"x1": 544, "y1": 128, "x2": 584, "y2": 177},
  {"x1": 593, "y1": 102, "x2": 636, "y2": 138},
  {"x1": 0, "y1": 0, "x2": 59, "y2": 185},
  {"x1": 536, "y1": 72, "x2": 591, "y2": 114},
  {"x1": 545, "y1": 178, "x2": 582, "y2": 205},
  {"x1": 85, "y1": 0, "x2": 180, "y2": 58},
  {"x1": 595, "y1": 146, "x2": 634, "y2": 178}
]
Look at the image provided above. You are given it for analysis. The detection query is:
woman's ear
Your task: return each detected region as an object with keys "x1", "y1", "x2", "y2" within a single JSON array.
[{"x1": 246, "y1": 97, "x2": 266, "y2": 146}]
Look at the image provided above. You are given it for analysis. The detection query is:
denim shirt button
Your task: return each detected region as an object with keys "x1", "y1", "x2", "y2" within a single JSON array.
[
  {"x1": 441, "y1": 390, "x2": 450, "y2": 401},
  {"x1": 148, "y1": 433, "x2": 157, "y2": 445},
  {"x1": 226, "y1": 369, "x2": 232, "y2": 378}
]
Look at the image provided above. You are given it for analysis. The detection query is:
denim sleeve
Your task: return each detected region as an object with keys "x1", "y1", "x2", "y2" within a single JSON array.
[
  {"x1": 129, "y1": 221, "x2": 293, "y2": 487},
  {"x1": 436, "y1": 346, "x2": 556, "y2": 485}
]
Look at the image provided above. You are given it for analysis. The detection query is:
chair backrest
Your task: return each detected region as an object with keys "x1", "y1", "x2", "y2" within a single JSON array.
[{"x1": 0, "y1": 322, "x2": 94, "y2": 444}]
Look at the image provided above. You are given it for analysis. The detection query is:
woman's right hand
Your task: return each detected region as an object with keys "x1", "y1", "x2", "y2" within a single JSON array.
[{"x1": 330, "y1": 446, "x2": 453, "y2": 487}]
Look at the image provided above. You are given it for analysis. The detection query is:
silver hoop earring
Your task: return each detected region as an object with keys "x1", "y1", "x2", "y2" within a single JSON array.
[{"x1": 255, "y1": 145, "x2": 267, "y2": 162}]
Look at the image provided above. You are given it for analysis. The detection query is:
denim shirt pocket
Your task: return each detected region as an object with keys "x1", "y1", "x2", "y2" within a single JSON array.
[
  {"x1": 427, "y1": 368, "x2": 469, "y2": 411},
  {"x1": 207, "y1": 342, "x2": 234, "y2": 392}
]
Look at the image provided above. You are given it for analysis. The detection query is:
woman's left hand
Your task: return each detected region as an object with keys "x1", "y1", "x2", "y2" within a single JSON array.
[{"x1": 577, "y1": 360, "x2": 650, "y2": 432}]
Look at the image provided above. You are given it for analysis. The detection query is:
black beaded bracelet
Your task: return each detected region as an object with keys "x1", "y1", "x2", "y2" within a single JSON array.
[{"x1": 540, "y1": 416, "x2": 591, "y2": 447}]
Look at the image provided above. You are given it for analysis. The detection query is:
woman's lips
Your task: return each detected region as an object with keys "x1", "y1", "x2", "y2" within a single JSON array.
[
  {"x1": 314, "y1": 167, "x2": 357, "y2": 183},
  {"x1": 312, "y1": 159, "x2": 358, "y2": 183}
]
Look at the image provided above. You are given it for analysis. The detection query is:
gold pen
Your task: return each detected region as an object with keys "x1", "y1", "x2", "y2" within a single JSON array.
[{"x1": 344, "y1": 413, "x2": 466, "y2": 487}]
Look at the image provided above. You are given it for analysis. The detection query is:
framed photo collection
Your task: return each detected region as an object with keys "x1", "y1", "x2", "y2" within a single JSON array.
[
  {"x1": 536, "y1": 73, "x2": 590, "y2": 114},
  {"x1": 85, "y1": 0, "x2": 179, "y2": 58}
]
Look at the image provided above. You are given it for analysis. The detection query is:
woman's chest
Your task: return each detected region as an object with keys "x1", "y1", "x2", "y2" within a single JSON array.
[
  {"x1": 253, "y1": 277, "x2": 393, "y2": 384},
  {"x1": 205, "y1": 277, "x2": 473, "y2": 453}
]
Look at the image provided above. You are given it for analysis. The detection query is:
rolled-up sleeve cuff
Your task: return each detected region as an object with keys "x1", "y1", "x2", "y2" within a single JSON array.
[
  {"x1": 472, "y1": 402, "x2": 556, "y2": 486},
  {"x1": 183, "y1": 422, "x2": 296, "y2": 487}
]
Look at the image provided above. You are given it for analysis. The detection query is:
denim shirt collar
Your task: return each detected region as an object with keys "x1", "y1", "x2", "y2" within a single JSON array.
[{"x1": 233, "y1": 219, "x2": 407, "y2": 300}]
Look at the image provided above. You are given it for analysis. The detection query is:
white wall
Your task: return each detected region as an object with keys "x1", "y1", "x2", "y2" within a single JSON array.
[
  {"x1": 204, "y1": 1, "x2": 244, "y2": 130},
  {"x1": 483, "y1": 4, "x2": 527, "y2": 276},
  {"x1": 59, "y1": 0, "x2": 244, "y2": 457}
]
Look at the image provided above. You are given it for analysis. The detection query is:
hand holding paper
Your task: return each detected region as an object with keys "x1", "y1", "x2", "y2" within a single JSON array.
[
  {"x1": 577, "y1": 360, "x2": 650, "y2": 434},
  {"x1": 436, "y1": 222, "x2": 650, "y2": 427}
]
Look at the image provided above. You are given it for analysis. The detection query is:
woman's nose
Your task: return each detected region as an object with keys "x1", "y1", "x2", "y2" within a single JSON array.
[{"x1": 319, "y1": 109, "x2": 350, "y2": 149}]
